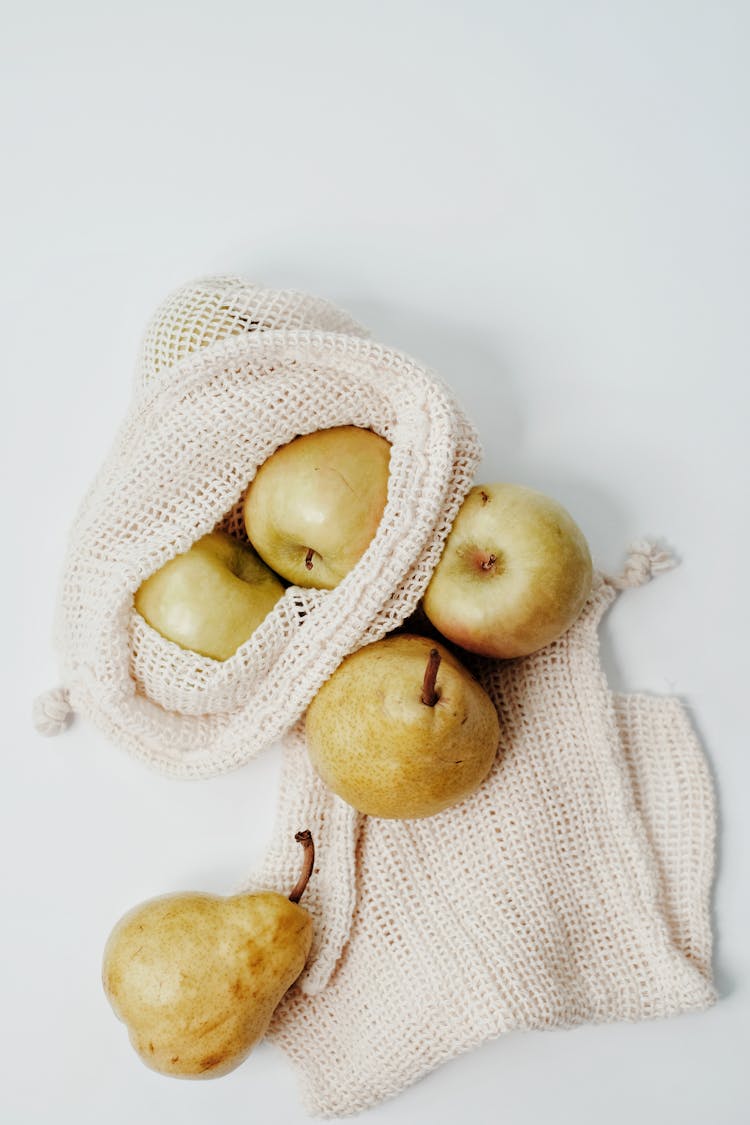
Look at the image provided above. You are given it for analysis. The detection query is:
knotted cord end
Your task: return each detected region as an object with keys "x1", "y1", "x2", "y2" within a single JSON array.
[
  {"x1": 33, "y1": 687, "x2": 73, "y2": 737},
  {"x1": 608, "y1": 540, "x2": 677, "y2": 590}
]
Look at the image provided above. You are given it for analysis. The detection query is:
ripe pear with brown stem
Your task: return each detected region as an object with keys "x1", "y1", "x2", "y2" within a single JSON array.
[
  {"x1": 306, "y1": 635, "x2": 499, "y2": 818},
  {"x1": 102, "y1": 832, "x2": 315, "y2": 1079}
]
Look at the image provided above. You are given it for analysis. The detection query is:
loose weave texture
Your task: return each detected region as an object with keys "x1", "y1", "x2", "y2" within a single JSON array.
[
  {"x1": 44, "y1": 279, "x2": 716, "y2": 1115},
  {"x1": 48, "y1": 277, "x2": 481, "y2": 775},
  {"x1": 243, "y1": 564, "x2": 715, "y2": 1117}
]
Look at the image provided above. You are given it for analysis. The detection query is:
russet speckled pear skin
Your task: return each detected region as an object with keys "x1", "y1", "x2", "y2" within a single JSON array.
[
  {"x1": 306, "y1": 634, "x2": 500, "y2": 819},
  {"x1": 102, "y1": 891, "x2": 312, "y2": 1078}
]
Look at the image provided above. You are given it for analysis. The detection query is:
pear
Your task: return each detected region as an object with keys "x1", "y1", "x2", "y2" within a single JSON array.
[
  {"x1": 102, "y1": 832, "x2": 315, "y2": 1079},
  {"x1": 134, "y1": 530, "x2": 285, "y2": 661},
  {"x1": 306, "y1": 635, "x2": 500, "y2": 819}
]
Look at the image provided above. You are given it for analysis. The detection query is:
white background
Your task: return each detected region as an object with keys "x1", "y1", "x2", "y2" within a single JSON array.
[{"x1": 2, "y1": 3, "x2": 748, "y2": 1123}]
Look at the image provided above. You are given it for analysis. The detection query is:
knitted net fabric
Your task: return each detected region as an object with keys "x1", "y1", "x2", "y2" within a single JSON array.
[
  {"x1": 244, "y1": 566, "x2": 715, "y2": 1117},
  {"x1": 46, "y1": 277, "x2": 480, "y2": 774},
  {"x1": 42, "y1": 279, "x2": 715, "y2": 1116}
]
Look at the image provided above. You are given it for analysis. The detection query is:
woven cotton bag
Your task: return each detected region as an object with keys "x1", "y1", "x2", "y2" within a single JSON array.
[
  {"x1": 36, "y1": 277, "x2": 480, "y2": 772},
  {"x1": 244, "y1": 558, "x2": 715, "y2": 1116},
  {"x1": 36, "y1": 280, "x2": 716, "y2": 1116}
]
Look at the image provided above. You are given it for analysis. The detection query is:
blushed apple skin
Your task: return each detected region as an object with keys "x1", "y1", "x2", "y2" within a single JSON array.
[
  {"x1": 423, "y1": 483, "x2": 593, "y2": 659},
  {"x1": 134, "y1": 531, "x2": 285, "y2": 661},
  {"x1": 243, "y1": 426, "x2": 391, "y2": 589}
]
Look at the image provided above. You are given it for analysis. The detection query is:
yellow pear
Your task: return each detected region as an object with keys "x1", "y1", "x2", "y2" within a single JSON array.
[
  {"x1": 306, "y1": 635, "x2": 499, "y2": 818},
  {"x1": 102, "y1": 832, "x2": 315, "y2": 1079},
  {"x1": 243, "y1": 425, "x2": 391, "y2": 589},
  {"x1": 134, "y1": 530, "x2": 285, "y2": 661}
]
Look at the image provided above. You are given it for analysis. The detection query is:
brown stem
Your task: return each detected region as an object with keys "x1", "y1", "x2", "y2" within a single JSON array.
[
  {"x1": 480, "y1": 553, "x2": 496, "y2": 571},
  {"x1": 304, "y1": 548, "x2": 315, "y2": 570},
  {"x1": 288, "y1": 830, "x2": 315, "y2": 903},
  {"x1": 421, "y1": 648, "x2": 441, "y2": 707}
]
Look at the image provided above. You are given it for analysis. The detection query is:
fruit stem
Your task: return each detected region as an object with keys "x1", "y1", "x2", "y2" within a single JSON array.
[
  {"x1": 421, "y1": 648, "x2": 441, "y2": 707},
  {"x1": 288, "y1": 830, "x2": 315, "y2": 903},
  {"x1": 304, "y1": 548, "x2": 315, "y2": 570}
]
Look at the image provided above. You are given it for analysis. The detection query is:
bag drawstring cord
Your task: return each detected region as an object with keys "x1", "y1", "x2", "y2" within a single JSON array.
[
  {"x1": 608, "y1": 539, "x2": 676, "y2": 590},
  {"x1": 33, "y1": 686, "x2": 73, "y2": 737}
]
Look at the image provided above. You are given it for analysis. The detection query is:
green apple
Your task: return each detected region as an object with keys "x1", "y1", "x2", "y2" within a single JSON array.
[
  {"x1": 134, "y1": 531, "x2": 285, "y2": 661},
  {"x1": 243, "y1": 426, "x2": 391, "y2": 589},
  {"x1": 423, "y1": 483, "x2": 593, "y2": 658}
]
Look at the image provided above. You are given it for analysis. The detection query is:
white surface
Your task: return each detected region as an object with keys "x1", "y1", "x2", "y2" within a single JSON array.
[{"x1": 2, "y1": 2, "x2": 748, "y2": 1122}]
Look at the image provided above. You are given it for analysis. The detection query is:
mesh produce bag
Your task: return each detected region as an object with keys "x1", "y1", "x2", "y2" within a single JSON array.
[
  {"x1": 245, "y1": 559, "x2": 715, "y2": 1116},
  {"x1": 35, "y1": 277, "x2": 480, "y2": 772},
  {"x1": 36, "y1": 279, "x2": 715, "y2": 1116}
]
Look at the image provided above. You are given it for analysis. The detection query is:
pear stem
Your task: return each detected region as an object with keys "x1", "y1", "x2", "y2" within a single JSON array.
[
  {"x1": 288, "y1": 830, "x2": 315, "y2": 903},
  {"x1": 304, "y1": 548, "x2": 315, "y2": 571},
  {"x1": 421, "y1": 648, "x2": 441, "y2": 707}
]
